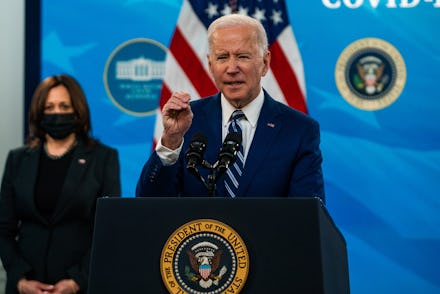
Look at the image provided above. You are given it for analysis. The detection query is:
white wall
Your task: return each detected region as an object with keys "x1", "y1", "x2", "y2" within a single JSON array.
[
  {"x1": 0, "y1": 0, "x2": 24, "y2": 178},
  {"x1": 0, "y1": 1, "x2": 24, "y2": 291}
]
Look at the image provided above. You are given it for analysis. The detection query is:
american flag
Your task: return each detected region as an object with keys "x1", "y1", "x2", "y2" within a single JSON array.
[{"x1": 154, "y1": 0, "x2": 306, "y2": 146}]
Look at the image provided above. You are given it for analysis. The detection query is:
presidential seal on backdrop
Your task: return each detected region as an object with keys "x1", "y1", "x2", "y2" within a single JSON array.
[
  {"x1": 103, "y1": 38, "x2": 166, "y2": 116},
  {"x1": 160, "y1": 219, "x2": 249, "y2": 294},
  {"x1": 335, "y1": 38, "x2": 406, "y2": 111}
]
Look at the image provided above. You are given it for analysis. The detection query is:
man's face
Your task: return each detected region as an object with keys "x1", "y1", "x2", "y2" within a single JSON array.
[{"x1": 207, "y1": 25, "x2": 270, "y2": 108}]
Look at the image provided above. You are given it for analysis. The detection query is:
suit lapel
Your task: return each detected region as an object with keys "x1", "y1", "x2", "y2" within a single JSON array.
[
  {"x1": 198, "y1": 95, "x2": 223, "y2": 162},
  {"x1": 17, "y1": 146, "x2": 48, "y2": 223},
  {"x1": 238, "y1": 93, "x2": 282, "y2": 196},
  {"x1": 52, "y1": 141, "x2": 90, "y2": 221},
  {"x1": 190, "y1": 94, "x2": 230, "y2": 196},
  {"x1": 188, "y1": 93, "x2": 283, "y2": 197}
]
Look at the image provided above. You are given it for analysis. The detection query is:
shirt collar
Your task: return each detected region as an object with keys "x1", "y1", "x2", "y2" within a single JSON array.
[{"x1": 221, "y1": 88, "x2": 264, "y2": 128}]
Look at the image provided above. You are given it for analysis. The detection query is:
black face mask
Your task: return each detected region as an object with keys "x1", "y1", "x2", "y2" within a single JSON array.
[{"x1": 40, "y1": 113, "x2": 78, "y2": 139}]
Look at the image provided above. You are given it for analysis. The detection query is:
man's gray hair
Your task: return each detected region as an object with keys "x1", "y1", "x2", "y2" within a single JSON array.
[{"x1": 207, "y1": 14, "x2": 269, "y2": 56}]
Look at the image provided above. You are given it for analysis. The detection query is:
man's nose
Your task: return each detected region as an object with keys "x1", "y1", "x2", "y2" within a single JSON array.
[{"x1": 226, "y1": 58, "x2": 239, "y2": 73}]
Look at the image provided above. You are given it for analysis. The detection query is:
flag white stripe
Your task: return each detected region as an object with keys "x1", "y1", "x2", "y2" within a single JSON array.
[
  {"x1": 164, "y1": 53, "x2": 201, "y2": 100},
  {"x1": 178, "y1": 0, "x2": 211, "y2": 73},
  {"x1": 277, "y1": 26, "x2": 306, "y2": 97},
  {"x1": 262, "y1": 69, "x2": 287, "y2": 105}
]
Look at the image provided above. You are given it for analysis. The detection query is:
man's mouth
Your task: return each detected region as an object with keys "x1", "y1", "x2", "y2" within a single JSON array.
[{"x1": 224, "y1": 81, "x2": 244, "y2": 86}]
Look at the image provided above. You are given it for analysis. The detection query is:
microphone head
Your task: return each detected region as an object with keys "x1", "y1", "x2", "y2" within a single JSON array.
[
  {"x1": 224, "y1": 131, "x2": 242, "y2": 145},
  {"x1": 191, "y1": 132, "x2": 208, "y2": 146},
  {"x1": 186, "y1": 132, "x2": 208, "y2": 171},
  {"x1": 216, "y1": 131, "x2": 242, "y2": 177}
]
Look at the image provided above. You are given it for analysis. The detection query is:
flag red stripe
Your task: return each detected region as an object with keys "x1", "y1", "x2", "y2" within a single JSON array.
[
  {"x1": 269, "y1": 41, "x2": 308, "y2": 113},
  {"x1": 159, "y1": 83, "x2": 172, "y2": 110},
  {"x1": 170, "y1": 28, "x2": 217, "y2": 97}
]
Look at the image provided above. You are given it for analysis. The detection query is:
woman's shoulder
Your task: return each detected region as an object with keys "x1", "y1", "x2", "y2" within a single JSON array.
[
  {"x1": 8, "y1": 145, "x2": 39, "y2": 157},
  {"x1": 2, "y1": 146, "x2": 39, "y2": 170},
  {"x1": 81, "y1": 140, "x2": 118, "y2": 156},
  {"x1": 96, "y1": 143, "x2": 118, "y2": 155}
]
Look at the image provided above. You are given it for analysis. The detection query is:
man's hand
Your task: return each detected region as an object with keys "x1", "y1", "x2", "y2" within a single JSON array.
[{"x1": 161, "y1": 91, "x2": 193, "y2": 149}]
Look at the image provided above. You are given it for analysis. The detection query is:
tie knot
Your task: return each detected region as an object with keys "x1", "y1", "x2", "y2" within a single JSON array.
[
  {"x1": 228, "y1": 110, "x2": 245, "y2": 134},
  {"x1": 231, "y1": 110, "x2": 245, "y2": 122}
]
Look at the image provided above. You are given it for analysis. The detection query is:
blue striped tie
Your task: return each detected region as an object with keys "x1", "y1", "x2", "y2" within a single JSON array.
[{"x1": 224, "y1": 110, "x2": 245, "y2": 197}]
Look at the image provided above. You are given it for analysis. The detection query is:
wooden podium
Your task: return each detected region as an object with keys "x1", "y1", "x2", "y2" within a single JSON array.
[{"x1": 88, "y1": 197, "x2": 349, "y2": 293}]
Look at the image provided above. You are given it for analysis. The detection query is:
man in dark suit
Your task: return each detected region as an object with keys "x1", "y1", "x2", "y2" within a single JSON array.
[{"x1": 136, "y1": 14, "x2": 324, "y2": 201}]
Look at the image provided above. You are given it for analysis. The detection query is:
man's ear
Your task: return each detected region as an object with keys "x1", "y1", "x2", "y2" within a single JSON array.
[
  {"x1": 207, "y1": 54, "x2": 213, "y2": 75},
  {"x1": 261, "y1": 50, "x2": 271, "y2": 77}
]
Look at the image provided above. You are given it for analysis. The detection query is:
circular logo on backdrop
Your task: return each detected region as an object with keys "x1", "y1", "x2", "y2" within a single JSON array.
[
  {"x1": 103, "y1": 38, "x2": 167, "y2": 116},
  {"x1": 335, "y1": 38, "x2": 406, "y2": 111},
  {"x1": 160, "y1": 219, "x2": 249, "y2": 294}
]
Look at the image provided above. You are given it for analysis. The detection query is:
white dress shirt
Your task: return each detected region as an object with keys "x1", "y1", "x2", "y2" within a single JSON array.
[{"x1": 220, "y1": 89, "x2": 264, "y2": 162}]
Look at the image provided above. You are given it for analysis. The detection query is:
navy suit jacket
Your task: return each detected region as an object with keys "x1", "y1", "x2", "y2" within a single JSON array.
[{"x1": 136, "y1": 90, "x2": 324, "y2": 200}]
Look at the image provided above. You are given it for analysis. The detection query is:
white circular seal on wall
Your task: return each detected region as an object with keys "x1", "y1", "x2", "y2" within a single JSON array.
[{"x1": 103, "y1": 38, "x2": 167, "y2": 116}]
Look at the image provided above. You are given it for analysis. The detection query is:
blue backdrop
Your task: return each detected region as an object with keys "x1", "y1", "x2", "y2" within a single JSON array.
[{"x1": 40, "y1": 1, "x2": 440, "y2": 293}]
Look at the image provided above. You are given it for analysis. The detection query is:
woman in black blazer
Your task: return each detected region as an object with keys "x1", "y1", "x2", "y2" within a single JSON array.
[{"x1": 0, "y1": 74, "x2": 121, "y2": 294}]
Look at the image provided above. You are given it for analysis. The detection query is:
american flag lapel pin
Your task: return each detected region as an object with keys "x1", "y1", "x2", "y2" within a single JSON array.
[{"x1": 267, "y1": 123, "x2": 275, "y2": 128}]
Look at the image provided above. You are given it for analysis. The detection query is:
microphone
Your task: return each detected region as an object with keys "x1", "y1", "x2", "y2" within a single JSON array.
[
  {"x1": 186, "y1": 132, "x2": 208, "y2": 177},
  {"x1": 216, "y1": 132, "x2": 242, "y2": 179}
]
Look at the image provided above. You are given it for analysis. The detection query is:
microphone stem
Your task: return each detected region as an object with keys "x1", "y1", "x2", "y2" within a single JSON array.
[{"x1": 207, "y1": 172, "x2": 217, "y2": 196}]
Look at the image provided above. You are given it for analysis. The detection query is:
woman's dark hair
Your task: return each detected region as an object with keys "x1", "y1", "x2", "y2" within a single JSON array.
[{"x1": 27, "y1": 74, "x2": 97, "y2": 147}]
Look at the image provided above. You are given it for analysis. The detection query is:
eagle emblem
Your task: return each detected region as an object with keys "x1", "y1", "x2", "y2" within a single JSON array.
[
  {"x1": 185, "y1": 241, "x2": 228, "y2": 289},
  {"x1": 160, "y1": 219, "x2": 249, "y2": 293},
  {"x1": 354, "y1": 55, "x2": 387, "y2": 96}
]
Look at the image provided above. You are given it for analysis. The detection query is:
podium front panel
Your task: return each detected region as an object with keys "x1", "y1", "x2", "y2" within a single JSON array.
[{"x1": 89, "y1": 197, "x2": 349, "y2": 293}]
